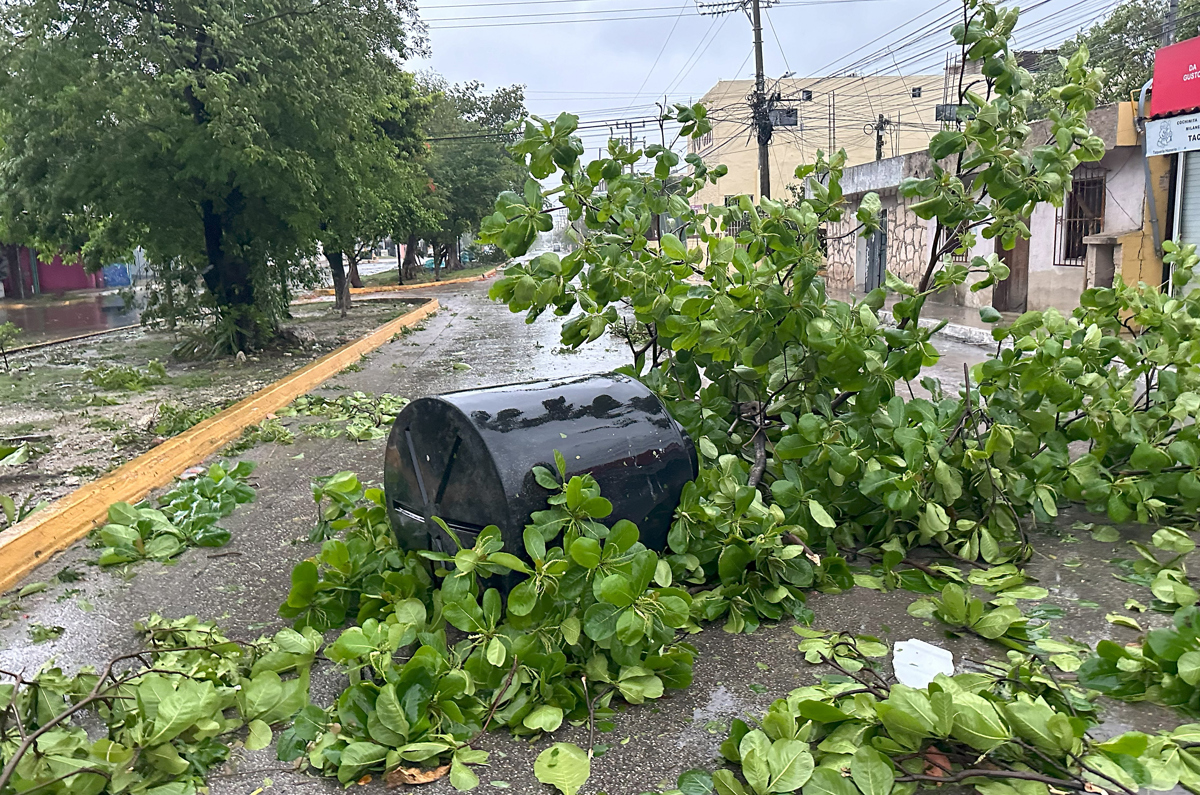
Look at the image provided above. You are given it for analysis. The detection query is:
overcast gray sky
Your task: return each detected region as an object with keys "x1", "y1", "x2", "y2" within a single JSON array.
[{"x1": 408, "y1": 0, "x2": 1119, "y2": 154}]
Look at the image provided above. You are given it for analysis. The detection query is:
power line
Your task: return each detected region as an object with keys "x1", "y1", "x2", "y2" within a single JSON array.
[
  {"x1": 623, "y1": 0, "x2": 693, "y2": 111},
  {"x1": 427, "y1": 12, "x2": 699, "y2": 29},
  {"x1": 764, "y1": 5, "x2": 791, "y2": 75},
  {"x1": 423, "y1": 0, "x2": 907, "y2": 27},
  {"x1": 424, "y1": 4, "x2": 696, "y2": 22},
  {"x1": 661, "y1": 13, "x2": 729, "y2": 98}
]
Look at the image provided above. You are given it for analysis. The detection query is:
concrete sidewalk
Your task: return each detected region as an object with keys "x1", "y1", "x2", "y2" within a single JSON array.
[{"x1": 0, "y1": 281, "x2": 1175, "y2": 795}]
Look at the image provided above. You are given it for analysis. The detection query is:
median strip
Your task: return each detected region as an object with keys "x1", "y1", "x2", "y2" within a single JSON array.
[{"x1": 0, "y1": 298, "x2": 439, "y2": 593}]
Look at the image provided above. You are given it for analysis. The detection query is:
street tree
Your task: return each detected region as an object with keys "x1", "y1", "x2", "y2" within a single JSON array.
[
  {"x1": 0, "y1": 0, "x2": 424, "y2": 351},
  {"x1": 1031, "y1": 0, "x2": 1200, "y2": 107},
  {"x1": 418, "y1": 76, "x2": 529, "y2": 281},
  {"x1": 318, "y1": 75, "x2": 432, "y2": 316},
  {"x1": 481, "y1": 0, "x2": 1197, "y2": 584}
]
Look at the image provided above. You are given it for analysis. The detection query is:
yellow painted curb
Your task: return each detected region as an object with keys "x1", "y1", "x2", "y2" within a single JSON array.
[
  {"x1": 0, "y1": 298, "x2": 439, "y2": 593},
  {"x1": 303, "y1": 268, "x2": 497, "y2": 298}
]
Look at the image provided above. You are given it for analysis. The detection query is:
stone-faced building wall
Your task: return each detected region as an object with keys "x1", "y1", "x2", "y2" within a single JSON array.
[{"x1": 822, "y1": 153, "x2": 934, "y2": 296}]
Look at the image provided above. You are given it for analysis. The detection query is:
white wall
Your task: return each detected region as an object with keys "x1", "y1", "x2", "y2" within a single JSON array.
[{"x1": 1102, "y1": 147, "x2": 1147, "y2": 235}]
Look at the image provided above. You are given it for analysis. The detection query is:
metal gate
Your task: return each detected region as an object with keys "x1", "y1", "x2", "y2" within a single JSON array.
[{"x1": 865, "y1": 208, "x2": 888, "y2": 291}]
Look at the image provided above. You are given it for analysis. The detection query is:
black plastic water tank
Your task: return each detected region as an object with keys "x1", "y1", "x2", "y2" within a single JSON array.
[{"x1": 383, "y1": 373, "x2": 697, "y2": 557}]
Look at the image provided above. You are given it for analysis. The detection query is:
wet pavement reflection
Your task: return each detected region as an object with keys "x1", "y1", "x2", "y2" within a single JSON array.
[{"x1": 0, "y1": 294, "x2": 141, "y2": 346}]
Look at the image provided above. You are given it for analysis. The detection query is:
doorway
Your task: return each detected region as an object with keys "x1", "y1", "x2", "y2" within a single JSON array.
[{"x1": 993, "y1": 232, "x2": 1029, "y2": 312}]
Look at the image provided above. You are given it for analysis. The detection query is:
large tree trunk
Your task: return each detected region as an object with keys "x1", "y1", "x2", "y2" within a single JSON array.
[
  {"x1": 327, "y1": 250, "x2": 350, "y2": 318},
  {"x1": 199, "y1": 199, "x2": 258, "y2": 351},
  {"x1": 0, "y1": 243, "x2": 22, "y2": 299},
  {"x1": 401, "y1": 234, "x2": 420, "y2": 282},
  {"x1": 347, "y1": 252, "x2": 365, "y2": 289},
  {"x1": 448, "y1": 240, "x2": 461, "y2": 272}
]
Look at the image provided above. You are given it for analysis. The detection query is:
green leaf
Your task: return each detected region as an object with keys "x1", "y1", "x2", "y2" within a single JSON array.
[
  {"x1": 949, "y1": 693, "x2": 1010, "y2": 751},
  {"x1": 144, "y1": 680, "x2": 211, "y2": 745},
  {"x1": 808, "y1": 500, "x2": 836, "y2": 529},
  {"x1": 679, "y1": 769, "x2": 715, "y2": 795},
  {"x1": 339, "y1": 742, "x2": 389, "y2": 782},
  {"x1": 376, "y1": 683, "x2": 410, "y2": 739},
  {"x1": 450, "y1": 757, "x2": 481, "y2": 791},
  {"x1": 1180, "y1": 651, "x2": 1200, "y2": 686},
  {"x1": 979, "y1": 306, "x2": 1002, "y2": 323},
  {"x1": 534, "y1": 742, "x2": 590, "y2": 795},
  {"x1": 851, "y1": 746, "x2": 894, "y2": 795},
  {"x1": 929, "y1": 129, "x2": 966, "y2": 160},
  {"x1": 523, "y1": 705, "x2": 565, "y2": 733},
  {"x1": 486, "y1": 636, "x2": 507, "y2": 667},
  {"x1": 661, "y1": 233, "x2": 688, "y2": 260},
  {"x1": 768, "y1": 739, "x2": 815, "y2": 792},
  {"x1": 972, "y1": 605, "x2": 1021, "y2": 639},
  {"x1": 245, "y1": 719, "x2": 273, "y2": 751},
  {"x1": 570, "y1": 537, "x2": 602, "y2": 569},
  {"x1": 739, "y1": 730, "x2": 771, "y2": 794},
  {"x1": 714, "y1": 769, "x2": 750, "y2": 795},
  {"x1": 803, "y1": 766, "x2": 859, "y2": 795}
]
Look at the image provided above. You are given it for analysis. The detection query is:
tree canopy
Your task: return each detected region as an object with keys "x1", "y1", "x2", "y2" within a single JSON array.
[
  {"x1": 1032, "y1": 0, "x2": 1200, "y2": 107},
  {"x1": 417, "y1": 76, "x2": 530, "y2": 270},
  {"x1": 0, "y1": 0, "x2": 427, "y2": 350}
]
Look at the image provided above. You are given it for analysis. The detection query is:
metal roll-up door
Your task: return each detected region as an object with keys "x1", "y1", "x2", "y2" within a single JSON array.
[{"x1": 1179, "y1": 150, "x2": 1200, "y2": 247}]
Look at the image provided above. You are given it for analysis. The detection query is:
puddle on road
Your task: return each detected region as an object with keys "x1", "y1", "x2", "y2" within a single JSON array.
[{"x1": 0, "y1": 295, "x2": 141, "y2": 346}]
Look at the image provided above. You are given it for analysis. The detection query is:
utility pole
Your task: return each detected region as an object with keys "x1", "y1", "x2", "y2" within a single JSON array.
[
  {"x1": 864, "y1": 114, "x2": 892, "y2": 161},
  {"x1": 1164, "y1": 0, "x2": 1179, "y2": 44},
  {"x1": 697, "y1": 0, "x2": 777, "y2": 199},
  {"x1": 611, "y1": 119, "x2": 646, "y2": 173},
  {"x1": 828, "y1": 90, "x2": 835, "y2": 151},
  {"x1": 750, "y1": 0, "x2": 770, "y2": 199}
]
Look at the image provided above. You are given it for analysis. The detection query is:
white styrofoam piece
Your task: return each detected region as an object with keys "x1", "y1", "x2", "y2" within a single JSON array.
[{"x1": 892, "y1": 639, "x2": 955, "y2": 688}]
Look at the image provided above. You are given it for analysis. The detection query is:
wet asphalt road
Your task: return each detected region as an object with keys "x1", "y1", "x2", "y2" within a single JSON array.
[{"x1": 0, "y1": 279, "x2": 1177, "y2": 795}]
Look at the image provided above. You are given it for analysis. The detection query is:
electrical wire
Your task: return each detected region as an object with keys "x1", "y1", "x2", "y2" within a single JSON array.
[{"x1": 623, "y1": 0, "x2": 693, "y2": 111}]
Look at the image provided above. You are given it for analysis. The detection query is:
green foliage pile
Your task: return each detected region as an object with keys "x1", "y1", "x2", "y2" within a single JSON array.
[
  {"x1": 276, "y1": 465, "x2": 696, "y2": 787},
  {"x1": 153, "y1": 402, "x2": 226, "y2": 437},
  {"x1": 0, "y1": 441, "x2": 44, "y2": 531},
  {"x1": 85, "y1": 361, "x2": 168, "y2": 392},
  {"x1": 223, "y1": 418, "x2": 296, "y2": 457},
  {"x1": 0, "y1": 614, "x2": 318, "y2": 794},
  {"x1": 280, "y1": 391, "x2": 409, "y2": 442},
  {"x1": 478, "y1": 0, "x2": 1200, "y2": 650},
  {"x1": 703, "y1": 639, "x2": 1200, "y2": 795},
  {"x1": 95, "y1": 461, "x2": 255, "y2": 565}
]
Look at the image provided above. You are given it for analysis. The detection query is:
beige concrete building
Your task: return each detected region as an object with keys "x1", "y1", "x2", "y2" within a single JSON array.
[
  {"x1": 690, "y1": 74, "x2": 946, "y2": 206},
  {"x1": 821, "y1": 102, "x2": 1166, "y2": 313}
]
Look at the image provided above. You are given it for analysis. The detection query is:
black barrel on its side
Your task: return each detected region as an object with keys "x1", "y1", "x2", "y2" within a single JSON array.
[{"x1": 383, "y1": 373, "x2": 697, "y2": 557}]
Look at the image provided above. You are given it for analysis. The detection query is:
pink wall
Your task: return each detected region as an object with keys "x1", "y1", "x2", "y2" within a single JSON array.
[
  {"x1": 35, "y1": 252, "x2": 103, "y2": 292},
  {"x1": 1, "y1": 247, "x2": 102, "y2": 297}
]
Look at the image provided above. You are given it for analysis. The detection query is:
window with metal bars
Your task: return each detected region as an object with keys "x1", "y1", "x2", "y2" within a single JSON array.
[
  {"x1": 939, "y1": 224, "x2": 970, "y2": 263},
  {"x1": 1055, "y1": 167, "x2": 1106, "y2": 267},
  {"x1": 724, "y1": 196, "x2": 749, "y2": 237}
]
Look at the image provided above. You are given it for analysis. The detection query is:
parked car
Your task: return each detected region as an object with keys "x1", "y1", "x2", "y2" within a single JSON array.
[{"x1": 422, "y1": 257, "x2": 435, "y2": 270}]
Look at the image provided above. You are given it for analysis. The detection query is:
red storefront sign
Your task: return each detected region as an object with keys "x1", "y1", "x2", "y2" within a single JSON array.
[{"x1": 1151, "y1": 35, "x2": 1200, "y2": 118}]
